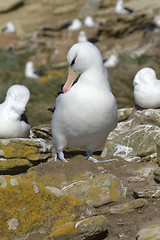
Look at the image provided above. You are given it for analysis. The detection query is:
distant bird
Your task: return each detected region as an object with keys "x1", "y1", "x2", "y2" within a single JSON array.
[
  {"x1": 133, "y1": 67, "x2": 160, "y2": 109},
  {"x1": 78, "y1": 31, "x2": 99, "y2": 44},
  {"x1": 68, "y1": 19, "x2": 82, "y2": 31},
  {"x1": 154, "y1": 15, "x2": 160, "y2": 28},
  {"x1": 51, "y1": 41, "x2": 118, "y2": 163},
  {"x1": 0, "y1": 85, "x2": 31, "y2": 138},
  {"x1": 103, "y1": 54, "x2": 119, "y2": 68},
  {"x1": 115, "y1": 0, "x2": 133, "y2": 15},
  {"x1": 25, "y1": 61, "x2": 41, "y2": 79},
  {"x1": 84, "y1": 16, "x2": 96, "y2": 28},
  {"x1": 78, "y1": 31, "x2": 87, "y2": 42},
  {"x1": 2, "y1": 22, "x2": 16, "y2": 33}
]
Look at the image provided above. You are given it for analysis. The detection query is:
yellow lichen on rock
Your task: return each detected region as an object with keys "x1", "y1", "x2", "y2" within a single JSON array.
[
  {"x1": 0, "y1": 159, "x2": 32, "y2": 171},
  {"x1": 63, "y1": 173, "x2": 125, "y2": 207},
  {"x1": 45, "y1": 222, "x2": 76, "y2": 240},
  {"x1": 25, "y1": 170, "x2": 67, "y2": 187},
  {"x1": 109, "y1": 178, "x2": 123, "y2": 201},
  {"x1": 0, "y1": 138, "x2": 52, "y2": 160},
  {"x1": 0, "y1": 176, "x2": 86, "y2": 239},
  {"x1": 0, "y1": 138, "x2": 52, "y2": 174},
  {"x1": 45, "y1": 215, "x2": 108, "y2": 240},
  {"x1": 0, "y1": 139, "x2": 37, "y2": 158}
]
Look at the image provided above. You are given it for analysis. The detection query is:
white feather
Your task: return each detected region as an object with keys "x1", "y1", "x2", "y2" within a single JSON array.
[
  {"x1": 133, "y1": 67, "x2": 160, "y2": 108},
  {"x1": 0, "y1": 85, "x2": 30, "y2": 138}
]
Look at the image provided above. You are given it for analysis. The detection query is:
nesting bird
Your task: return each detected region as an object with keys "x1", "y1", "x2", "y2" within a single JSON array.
[
  {"x1": 51, "y1": 41, "x2": 118, "y2": 162},
  {"x1": 78, "y1": 31, "x2": 99, "y2": 44},
  {"x1": 2, "y1": 22, "x2": 16, "y2": 33},
  {"x1": 0, "y1": 85, "x2": 31, "y2": 138},
  {"x1": 84, "y1": 16, "x2": 96, "y2": 28},
  {"x1": 103, "y1": 54, "x2": 119, "y2": 68},
  {"x1": 115, "y1": 0, "x2": 133, "y2": 15},
  {"x1": 133, "y1": 67, "x2": 160, "y2": 109},
  {"x1": 68, "y1": 19, "x2": 82, "y2": 31},
  {"x1": 154, "y1": 15, "x2": 160, "y2": 28},
  {"x1": 25, "y1": 61, "x2": 40, "y2": 79},
  {"x1": 78, "y1": 31, "x2": 88, "y2": 42}
]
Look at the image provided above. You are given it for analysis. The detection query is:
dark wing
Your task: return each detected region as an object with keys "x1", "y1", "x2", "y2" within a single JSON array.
[
  {"x1": 2, "y1": 27, "x2": 7, "y2": 32},
  {"x1": 88, "y1": 38, "x2": 99, "y2": 44},
  {"x1": 34, "y1": 69, "x2": 44, "y2": 77},
  {"x1": 60, "y1": 22, "x2": 72, "y2": 30},
  {"x1": 124, "y1": 7, "x2": 133, "y2": 13},
  {"x1": 48, "y1": 107, "x2": 55, "y2": 113},
  {"x1": 103, "y1": 58, "x2": 108, "y2": 63},
  {"x1": 20, "y1": 112, "x2": 29, "y2": 124}
]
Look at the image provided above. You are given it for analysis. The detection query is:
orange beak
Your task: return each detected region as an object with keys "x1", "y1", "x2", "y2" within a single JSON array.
[{"x1": 62, "y1": 67, "x2": 77, "y2": 93}]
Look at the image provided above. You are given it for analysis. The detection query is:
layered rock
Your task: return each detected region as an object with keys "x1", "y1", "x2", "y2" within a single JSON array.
[
  {"x1": 30, "y1": 125, "x2": 52, "y2": 139},
  {"x1": 103, "y1": 124, "x2": 160, "y2": 162},
  {"x1": 0, "y1": 138, "x2": 52, "y2": 174},
  {"x1": 98, "y1": 13, "x2": 153, "y2": 38},
  {"x1": 45, "y1": 215, "x2": 109, "y2": 240},
  {"x1": 62, "y1": 173, "x2": 126, "y2": 207},
  {"x1": 102, "y1": 108, "x2": 160, "y2": 162},
  {"x1": 104, "y1": 198, "x2": 148, "y2": 214}
]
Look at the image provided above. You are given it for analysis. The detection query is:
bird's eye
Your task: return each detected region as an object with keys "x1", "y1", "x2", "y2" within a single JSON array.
[{"x1": 71, "y1": 57, "x2": 76, "y2": 66}]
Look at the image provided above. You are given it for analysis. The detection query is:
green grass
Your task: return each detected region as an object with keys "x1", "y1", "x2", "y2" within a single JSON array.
[
  {"x1": 108, "y1": 54, "x2": 136, "y2": 109},
  {"x1": 136, "y1": 54, "x2": 152, "y2": 66}
]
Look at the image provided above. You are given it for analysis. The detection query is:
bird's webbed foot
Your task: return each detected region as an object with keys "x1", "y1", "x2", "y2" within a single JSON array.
[
  {"x1": 58, "y1": 150, "x2": 68, "y2": 162},
  {"x1": 87, "y1": 150, "x2": 118, "y2": 163}
]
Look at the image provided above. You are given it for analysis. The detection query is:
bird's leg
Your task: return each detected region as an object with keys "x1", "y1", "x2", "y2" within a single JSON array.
[
  {"x1": 58, "y1": 150, "x2": 68, "y2": 163},
  {"x1": 87, "y1": 150, "x2": 118, "y2": 163},
  {"x1": 87, "y1": 150, "x2": 100, "y2": 163}
]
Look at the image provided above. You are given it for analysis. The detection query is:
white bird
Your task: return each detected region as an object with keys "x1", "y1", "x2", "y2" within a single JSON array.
[
  {"x1": 115, "y1": 0, "x2": 133, "y2": 15},
  {"x1": 78, "y1": 31, "x2": 88, "y2": 42},
  {"x1": 84, "y1": 16, "x2": 96, "y2": 28},
  {"x1": 2, "y1": 22, "x2": 16, "y2": 33},
  {"x1": 68, "y1": 19, "x2": 82, "y2": 31},
  {"x1": 25, "y1": 61, "x2": 40, "y2": 79},
  {"x1": 154, "y1": 15, "x2": 160, "y2": 28},
  {"x1": 133, "y1": 67, "x2": 160, "y2": 109},
  {"x1": 0, "y1": 85, "x2": 31, "y2": 138},
  {"x1": 103, "y1": 54, "x2": 119, "y2": 68},
  {"x1": 51, "y1": 41, "x2": 118, "y2": 163},
  {"x1": 78, "y1": 30, "x2": 99, "y2": 44}
]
